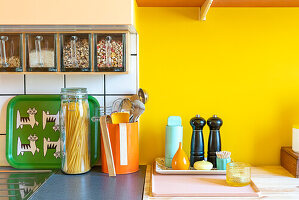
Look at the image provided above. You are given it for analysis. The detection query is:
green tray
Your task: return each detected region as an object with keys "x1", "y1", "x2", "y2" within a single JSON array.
[{"x1": 6, "y1": 95, "x2": 100, "y2": 169}]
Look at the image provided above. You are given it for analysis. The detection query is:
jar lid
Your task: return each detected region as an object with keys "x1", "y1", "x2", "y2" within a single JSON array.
[{"x1": 61, "y1": 88, "x2": 87, "y2": 96}]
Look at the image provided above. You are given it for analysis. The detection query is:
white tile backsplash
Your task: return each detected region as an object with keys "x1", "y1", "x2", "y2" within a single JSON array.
[
  {"x1": 130, "y1": 33, "x2": 137, "y2": 55},
  {"x1": 106, "y1": 55, "x2": 137, "y2": 94},
  {"x1": 0, "y1": 75, "x2": 24, "y2": 94},
  {"x1": 66, "y1": 75, "x2": 104, "y2": 94},
  {"x1": 0, "y1": 96, "x2": 14, "y2": 134},
  {"x1": 0, "y1": 135, "x2": 9, "y2": 166},
  {"x1": 26, "y1": 74, "x2": 64, "y2": 94}
]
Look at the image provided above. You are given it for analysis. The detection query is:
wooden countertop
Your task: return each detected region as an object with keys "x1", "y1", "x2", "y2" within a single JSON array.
[{"x1": 143, "y1": 165, "x2": 299, "y2": 199}]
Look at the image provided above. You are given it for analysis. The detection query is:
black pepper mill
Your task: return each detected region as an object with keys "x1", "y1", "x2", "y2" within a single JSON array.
[
  {"x1": 207, "y1": 115, "x2": 223, "y2": 168},
  {"x1": 190, "y1": 115, "x2": 206, "y2": 167}
]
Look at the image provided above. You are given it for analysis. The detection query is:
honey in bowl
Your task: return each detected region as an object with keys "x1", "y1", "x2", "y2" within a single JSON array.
[{"x1": 226, "y1": 162, "x2": 251, "y2": 187}]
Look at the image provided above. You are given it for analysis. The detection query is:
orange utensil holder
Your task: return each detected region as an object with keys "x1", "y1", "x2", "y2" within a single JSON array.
[{"x1": 101, "y1": 122, "x2": 139, "y2": 174}]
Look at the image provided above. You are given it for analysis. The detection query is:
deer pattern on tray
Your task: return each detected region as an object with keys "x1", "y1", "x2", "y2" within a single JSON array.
[
  {"x1": 16, "y1": 108, "x2": 39, "y2": 129},
  {"x1": 17, "y1": 134, "x2": 40, "y2": 156}
]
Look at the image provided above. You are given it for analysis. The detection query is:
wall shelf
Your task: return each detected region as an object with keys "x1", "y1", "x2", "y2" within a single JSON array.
[
  {"x1": 136, "y1": 0, "x2": 299, "y2": 7},
  {"x1": 0, "y1": 71, "x2": 128, "y2": 75}
]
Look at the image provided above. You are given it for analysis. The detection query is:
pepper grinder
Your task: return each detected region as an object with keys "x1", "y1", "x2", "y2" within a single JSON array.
[
  {"x1": 190, "y1": 115, "x2": 206, "y2": 167},
  {"x1": 207, "y1": 115, "x2": 223, "y2": 168}
]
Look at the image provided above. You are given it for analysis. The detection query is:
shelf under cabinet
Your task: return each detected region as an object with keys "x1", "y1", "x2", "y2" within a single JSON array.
[
  {"x1": 137, "y1": 0, "x2": 299, "y2": 7},
  {"x1": 0, "y1": 71, "x2": 129, "y2": 75}
]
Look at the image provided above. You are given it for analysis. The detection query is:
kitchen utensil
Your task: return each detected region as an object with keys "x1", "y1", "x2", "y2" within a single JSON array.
[
  {"x1": 129, "y1": 94, "x2": 140, "y2": 102},
  {"x1": 171, "y1": 142, "x2": 190, "y2": 170},
  {"x1": 101, "y1": 121, "x2": 139, "y2": 175},
  {"x1": 155, "y1": 157, "x2": 226, "y2": 175},
  {"x1": 100, "y1": 115, "x2": 116, "y2": 176},
  {"x1": 207, "y1": 115, "x2": 223, "y2": 168},
  {"x1": 111, "y1": 112, "x2": 130, "y2": 124},
  {"x1": 152, "y1": 166, "x2": 260, "y2": 197},
  {"x1": 226, "y1": 162, "x2": 251, "y2": 187},
  {"x1": 130, "y1": 100, "x2": 145, "y2": 122},
  {"x1": 190, "y1": 115, "x2": 205, "y2": 167},
  {"x1": 119, "y1": 98, "x2": 132, "y2": 113},
  {"x1": 111, "y1": 98, "x2": 123, "y2": 113},
  {"x1": 138, "y1": 88, "x2": 148, "y2": 104},
  {"x1": 60, "y1": 88, "x2": 91, "y2": 174},
  {"x1": 6, "y1": 95, "x2": 100, "y2": 169},
  {"x1": 0, "y1": 36, "x2": 9, "y2": 67},
  {"x1": 165, "y1": 116, "x2": 183, "y2": 168}
]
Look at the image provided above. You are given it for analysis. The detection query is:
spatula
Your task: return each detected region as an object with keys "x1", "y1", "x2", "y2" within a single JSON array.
[{"x1": 100, "y1": 115, "x2": 116, "y2": 176}]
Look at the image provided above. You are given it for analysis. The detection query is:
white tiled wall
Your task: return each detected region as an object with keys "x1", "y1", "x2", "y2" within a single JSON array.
[
  {"x1": 0, "y1": 33, "x2": 139, "y2": 166},
  {"x1": 26, "y1": 75, "x2": 64, "y2": 94},
  {"x1": 0, "y1": 75, "x2": 24, "y2": 94},
  {"x1": 66, "y1": 75, "x2": 104, "y2": 94}
]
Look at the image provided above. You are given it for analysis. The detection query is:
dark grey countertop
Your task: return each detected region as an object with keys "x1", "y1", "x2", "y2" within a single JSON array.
[{"x1": 29, "y1": 166, "x2": 146, "y2": 200}]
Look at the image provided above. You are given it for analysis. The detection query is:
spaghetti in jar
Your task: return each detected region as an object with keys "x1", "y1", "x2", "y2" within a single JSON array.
[{"x1": 60, "y1": 88, "x2": 91, "y2": 174}]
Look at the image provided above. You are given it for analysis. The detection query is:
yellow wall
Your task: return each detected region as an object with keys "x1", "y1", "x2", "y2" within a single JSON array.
[{"x1": 136, "y1": 7, "x2": 299, "y2": 166}]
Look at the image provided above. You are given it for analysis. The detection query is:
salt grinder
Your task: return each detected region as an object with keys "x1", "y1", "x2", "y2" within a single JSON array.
[
  {"x1": 207, "y1": 115, "x2": 223, "y2": 168},
  {"x1": 190, "y1": 115, "x2": 206, "y2": 167}
]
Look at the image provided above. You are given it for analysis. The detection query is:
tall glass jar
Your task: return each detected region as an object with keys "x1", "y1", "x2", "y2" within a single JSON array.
[{"x1": 60, "y1": 88, "x2": 91, "y2": 174}]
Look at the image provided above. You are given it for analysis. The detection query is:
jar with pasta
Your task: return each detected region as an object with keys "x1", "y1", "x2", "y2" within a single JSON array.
[
  {"x1": 26, "y1": 33, "x2": 57, "y2": 72},
  {"x1": 94, "y1": 33, "x2": 126, "y2": 72},
  {"x1": 61, "y1": 34, "x2": 91, "y2": 72},
  {"x1": 60, "y1": 88, "x2": 91, "y2": 174},
  {"x1": 0, "y1": 34, "x2": 23, "y2": 72}
]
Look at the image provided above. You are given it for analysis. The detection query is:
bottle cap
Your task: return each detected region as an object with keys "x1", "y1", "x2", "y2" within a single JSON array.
[{"x1": 167, "y1": 116, "x2": 182, "y2": 126}]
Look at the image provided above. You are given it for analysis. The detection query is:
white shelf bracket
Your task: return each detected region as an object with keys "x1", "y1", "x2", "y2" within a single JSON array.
[{"x1": 199, "y1": 0, "x2": 213, "y2": 21}]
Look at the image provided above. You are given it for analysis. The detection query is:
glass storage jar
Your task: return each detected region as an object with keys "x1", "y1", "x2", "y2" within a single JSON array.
[
  {"x1": 94, "y1": 33, "x2": 126, "y2": 72},
  {"x1": 226, "y1": 162, "x2": 251, "y2": 187},
  {"x1": 26, "y1": 33, "x2": 57, "y2": 72},
  {"x1": 0, "y1": 34, "x2": 23, "y2": 72},
  {"x1": 60, "y1": 88, "x2": 91, "y2": 174},
  {"x1": 61, "y1": 34, "x2": 91, "y2": 72}
]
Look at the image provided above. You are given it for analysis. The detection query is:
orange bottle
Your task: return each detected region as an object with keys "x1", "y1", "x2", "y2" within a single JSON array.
[{"x1": 172, "y1": 142, "x2": 190, "y2": 170}]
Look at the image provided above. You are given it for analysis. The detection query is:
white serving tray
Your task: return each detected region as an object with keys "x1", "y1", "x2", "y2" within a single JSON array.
[{"x1": 155, "y1": 157, "x2": 226, "y2": 175}]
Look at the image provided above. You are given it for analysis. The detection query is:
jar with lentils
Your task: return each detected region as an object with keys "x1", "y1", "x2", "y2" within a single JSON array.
[
  {"x1": 0, "y1": 34, "x2": 23, "y2": 72},
  {"x1": 94, "y1": 33, "x2": 126, "y2": 72},
  {"x1": 61, "y1": 33, "x2": 91, "y2": 72}
]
